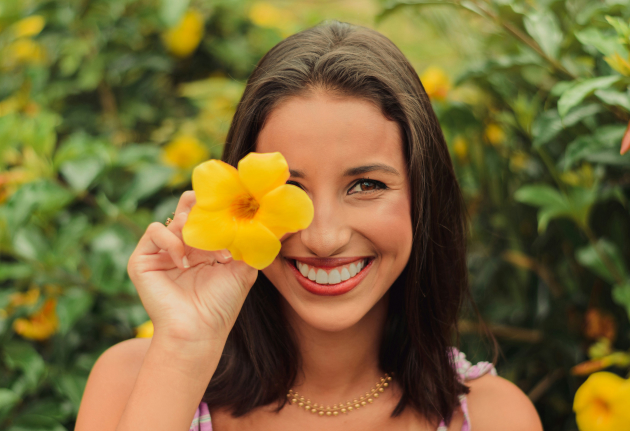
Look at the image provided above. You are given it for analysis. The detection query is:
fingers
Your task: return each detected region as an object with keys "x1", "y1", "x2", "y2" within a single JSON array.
[
  {"x1": 134, "y1": 222, "x2": 188, "y2": 270},
  {"x1": 167, "y1": 191, "x2": 195, "y2": 240},
  {"x1": 186, "y1": 248, "x2": 233, "y2": 267},
  {"x1": 175, "y1": 190, "x2": 196, "y2": 215}
]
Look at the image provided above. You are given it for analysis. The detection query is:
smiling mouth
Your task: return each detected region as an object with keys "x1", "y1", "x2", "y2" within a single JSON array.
[{"x1": 290, "y1": 258, "x2": 371, "y2": 285}]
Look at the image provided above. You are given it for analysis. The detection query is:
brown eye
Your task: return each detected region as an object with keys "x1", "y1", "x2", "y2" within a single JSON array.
[
  {"x1": 360, "y1": 181, "x2": 376, "y2": 191},
  {"x1": 348, "y1": 179, "x2": 387, "y2": 195}
]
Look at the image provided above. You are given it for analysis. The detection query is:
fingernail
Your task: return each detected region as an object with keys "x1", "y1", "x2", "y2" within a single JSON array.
[
  {"x1": 183, "y1": 256, "x2": 190, "y2": 268},
  {"x1": 222, "y1": 251, "x2": 232, "y2": 260}
]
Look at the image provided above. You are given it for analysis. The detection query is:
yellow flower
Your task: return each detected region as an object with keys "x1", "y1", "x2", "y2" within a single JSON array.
[
  {"x1": 135, "y1": 320, "x2": 154, "y2": 338},
  {"x1": 161, "y1": 135, "x2": 209, "y2": 170},
  {"x1": 3, "y1": 39, "x2": 46, "y2": 68},
  {"x1": 9, "y1": 286, "x2": 41, "y2": 307},
  {"x1": 162, "y1": 10, "x2": 205, "y2": 58},
  {"x1": 509, "y1": 150, "x2": 530, "y2": 172},
  {"x1": 604, "y1": 52, "x2": 630, "y2": 76},
  {"x1": 574, "y1": 372, "x2": 630, "y2": 431},
  {"x1": 182, "y1": 152, "x2": 314, "y2": 269},
  {"x1": 452, "y1": 136, "x2": 468, "y2": 160},
  {"x1": 11, "y1": 15, "x2": 46, "y2": 38},
  {"x1": 420, "y1": 66, "x2": 451, "y2": 101},
  {"x1": 484, "y1": 123, "x2": 506, "y2": 146},
  {"x1": 248, "y1": 2, "x2": 295, "y2": 37},
  {"x1": 13, "y1": 298, "x2": 59, "y2": 341}
]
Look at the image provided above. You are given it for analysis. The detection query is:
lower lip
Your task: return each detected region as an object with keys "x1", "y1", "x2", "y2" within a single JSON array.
[{"x1": 286, "y1": 258, "x2": 374, "y2": 296}]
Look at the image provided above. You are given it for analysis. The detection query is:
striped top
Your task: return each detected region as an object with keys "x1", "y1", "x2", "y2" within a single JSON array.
[{"x1": 190, "y1": 347, "x2": 496, "y2": 431}]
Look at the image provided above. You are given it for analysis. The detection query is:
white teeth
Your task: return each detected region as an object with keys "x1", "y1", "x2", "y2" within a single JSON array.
[
  {"x1": 316, "y1": 269, "x2": 328, "y2": 284},
  {"x1": 328, "y1": 269, "x2": 341, "y2": 284},
  {"x1": 295, "y1": 259, "x2": 369, "y2": 285},
  {"x1": 340, "y1": 268, "x2": 350, "y2": 281}
]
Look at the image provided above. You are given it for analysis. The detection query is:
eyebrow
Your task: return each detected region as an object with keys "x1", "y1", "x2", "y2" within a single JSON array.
[{"x1": 289, "y1": 163, "x2": 400, "y2": 179}]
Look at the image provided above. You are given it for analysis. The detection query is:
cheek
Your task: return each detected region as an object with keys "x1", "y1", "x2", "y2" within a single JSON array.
[{"x1": 353, "y1": 195, "x2": 413, "y2": 258}]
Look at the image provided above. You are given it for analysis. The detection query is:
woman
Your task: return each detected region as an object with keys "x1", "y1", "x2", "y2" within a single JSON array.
[{"x1": 76, "y1": 20, "x2": 542, "y2": 431}]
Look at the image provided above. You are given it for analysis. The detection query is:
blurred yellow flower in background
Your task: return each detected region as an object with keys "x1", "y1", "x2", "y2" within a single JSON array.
[
  {"x1": 604, "y1": 52, "x2": 630, "y2": 76},
  {"x1": 11, "y1": 15, "x2": 46, "y2": 38},
  {"x1": 135, "y1": 320, "x2": 154, "y2": 338},
  {"x1": 248, "y1": 2, "x2": 295, "y2": 37},
  {"x1": 573, "y1": 371, "x2": 630, "y2": 431},
  {"x1": 561, "y1": 163, "x2": 594, "y2": 188},
  {"x1": 162, "y1": 10, "x2": 205, "y2": 58},
  {"x1": 183, "y1": 152, "x2": 314, "y2": 269},
  {"x1": 509, "y1": 150, "x2": 530, "y2": 172},
  {"x1": 162, "y1": 135, "x2": 209, "y2": 170},
  {"x1": 484, "y1": 123, "x2": 506, "y2": 146},
  {"x1": 420, "y1": 66, "x2": 450, "y2": 101},
  {"x1": 9, "y1": 286, "x2": 41, "y2": 307},
  {"x1": 12, "y1": 298, "x2": 59, "y2": 341},
  {"x1": 452, "y1": 135, "x2": 468, "y2": 161},
  {"x1": 2, "y1": 38, "x2": 46, "y2": 68}
]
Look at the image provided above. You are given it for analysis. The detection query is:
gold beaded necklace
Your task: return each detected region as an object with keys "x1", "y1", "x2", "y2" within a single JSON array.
[{"x1": 287, "y1": 373, "x2": 392, "y2": 417}]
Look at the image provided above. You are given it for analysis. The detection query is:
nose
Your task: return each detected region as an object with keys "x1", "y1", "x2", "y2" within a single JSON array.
[{"x1": 299, "y1": 196, "x2": 352, "y2": 257}]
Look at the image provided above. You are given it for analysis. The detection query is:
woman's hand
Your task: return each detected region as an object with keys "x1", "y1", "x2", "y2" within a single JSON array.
[{"x1": 127, "y1": 191, "x2": 258, "y2": 348}]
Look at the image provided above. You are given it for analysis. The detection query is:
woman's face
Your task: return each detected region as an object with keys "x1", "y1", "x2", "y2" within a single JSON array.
[{"x1": 258, "y1": 91, "x2": 413, "y2": 332}]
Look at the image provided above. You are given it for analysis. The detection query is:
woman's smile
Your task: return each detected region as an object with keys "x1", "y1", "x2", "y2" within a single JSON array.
[{"x1": 284, "y1": 256, "x2": 375, "y2": 296}]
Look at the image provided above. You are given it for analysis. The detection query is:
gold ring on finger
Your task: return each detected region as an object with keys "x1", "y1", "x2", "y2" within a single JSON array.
[{"x1": 165, "y1": 212, "x2": 175, "y2": 226}]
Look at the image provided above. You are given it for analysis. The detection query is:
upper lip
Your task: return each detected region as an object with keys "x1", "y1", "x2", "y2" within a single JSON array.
[{"x1": 286, "y1": 256, "x2": 372, "y2": 268}]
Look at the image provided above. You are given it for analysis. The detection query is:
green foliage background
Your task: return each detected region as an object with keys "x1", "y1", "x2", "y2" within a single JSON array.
[{"x1": 1, "y1": 0, "x2": 630, "y2": 430}]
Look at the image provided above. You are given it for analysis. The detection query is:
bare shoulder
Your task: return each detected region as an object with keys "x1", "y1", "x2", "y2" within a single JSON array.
[
  {"x1": 465, "y1": 373, "x2": 543, "y2": 431},
  {"x1": 74, "y1": 337, "x2": 152, "y2": 431}
]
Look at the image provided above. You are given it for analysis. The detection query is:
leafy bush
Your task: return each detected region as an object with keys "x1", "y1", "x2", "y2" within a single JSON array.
[{"x1": 378, "y1": 0, "x2": 630, "y2": 428}]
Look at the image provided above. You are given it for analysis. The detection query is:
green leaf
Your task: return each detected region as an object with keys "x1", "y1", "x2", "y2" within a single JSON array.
[
  {"x1": 160, "y1": 0, "x2": 190, "y2": 27},
  {"x1": 119, "y1": 165, "x2": 174, "y2": 212},
  {"x1": 612, "y1": 281, "x2": 630, "y2": 320},
  {"x1": 12, "y1": 226, "x2": 49, "y2": 261},
  {"x1": 3, "y1": 180, "x2": 74, "y2": 227},
  {"x1": 59, "y1": 157, "x2": 105, "y2": 192},
  {"x1": 0, "y1": 389, "x2": 20, "y2": 411},
  {"x1": 514, "y1": 185, "x2": 573, "y2": 232},
  {"x1": 524, "y1": 11, "x2": 563, "y2": 59},
  {"x1": 514, "y1": 184, "x2": 567, "y2": 208},
  {"x1": 532, "y1": 103, "x2": 602, "y2": 148},
  {"x1": 0, "y1": 264, "x2": 33, "y2": 282},
  {"x1": 557, "y1": 76, "x2": 621, "y2": 118},
  {"x1": 594, "y1": 88, "x2": 630, "y2": 112},
  {"x1": 50, "y1": 370, "x2": 88, "y2": 415},
  {"x1": 563, "y1": 124, "x2": 627, "y2": 169},
  {"x1": 13, "y1": 398, "x2": 74, "y2": 423},
  {"x1": 6, "y1": 414, "x2": 67, "y2": 431},
  {"x1": 56, "y1": 287, "x2": 94, "y2": 335},
  {"x1": 575, "y1": 27, "x2": 626, "y2": 56},
  {"x1": 3, "y1": 341, "x2": 47, "y2": 392},
  {"x1": 575, "y1": 239, "x2": 628, "y2": 284},
  {"x1": 535, "y1": 205, "x2": 570, "y2": 233}
]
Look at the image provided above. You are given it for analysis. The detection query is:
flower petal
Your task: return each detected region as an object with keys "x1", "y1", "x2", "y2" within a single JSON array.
[
  {"x1": 192, "y1": 159, "x2": 247, "y2": 211},
  {"x1": 182, "y1": 205, "x2": 237, "y2": 250},
  {"x1": 228, "y1": 220, "x2": 280, "y2": 269},
  {"x1": 237, "y1": 152, "x2": 289, "y2": 201},
  {"x1": 255, "y1": 184, "x2": 314, "y2": 238}
]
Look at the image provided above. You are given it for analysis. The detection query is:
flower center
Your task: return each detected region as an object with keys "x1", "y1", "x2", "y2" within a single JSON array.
[
  {"x1": 593, "y1": 397, "x2": 611, "y2": 417},
  {"x1": 230, "y1": 193, "x2": 260, "y2": 220}
]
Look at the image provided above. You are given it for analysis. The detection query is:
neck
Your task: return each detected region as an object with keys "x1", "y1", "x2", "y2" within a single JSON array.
[{"x1": 282, "y1": 292, "x2": 389, "y2": 402}]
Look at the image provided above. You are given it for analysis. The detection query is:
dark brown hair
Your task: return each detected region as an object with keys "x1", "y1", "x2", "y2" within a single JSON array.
[{"x1": 202, "y1": 19, "x2": 490, "y2": 427}]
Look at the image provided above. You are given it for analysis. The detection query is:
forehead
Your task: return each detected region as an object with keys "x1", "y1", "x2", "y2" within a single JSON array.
[{"x1": 255, "y1": 93, "x2": 406, "y2": 174}]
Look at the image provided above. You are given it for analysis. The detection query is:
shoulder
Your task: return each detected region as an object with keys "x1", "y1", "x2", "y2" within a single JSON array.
[
  {"x1": 465, "y1": 373, "x2": 543, "y2": 431},
  {"x1": 74, "y1": 337, "x2": 152, "y2": 431}
]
